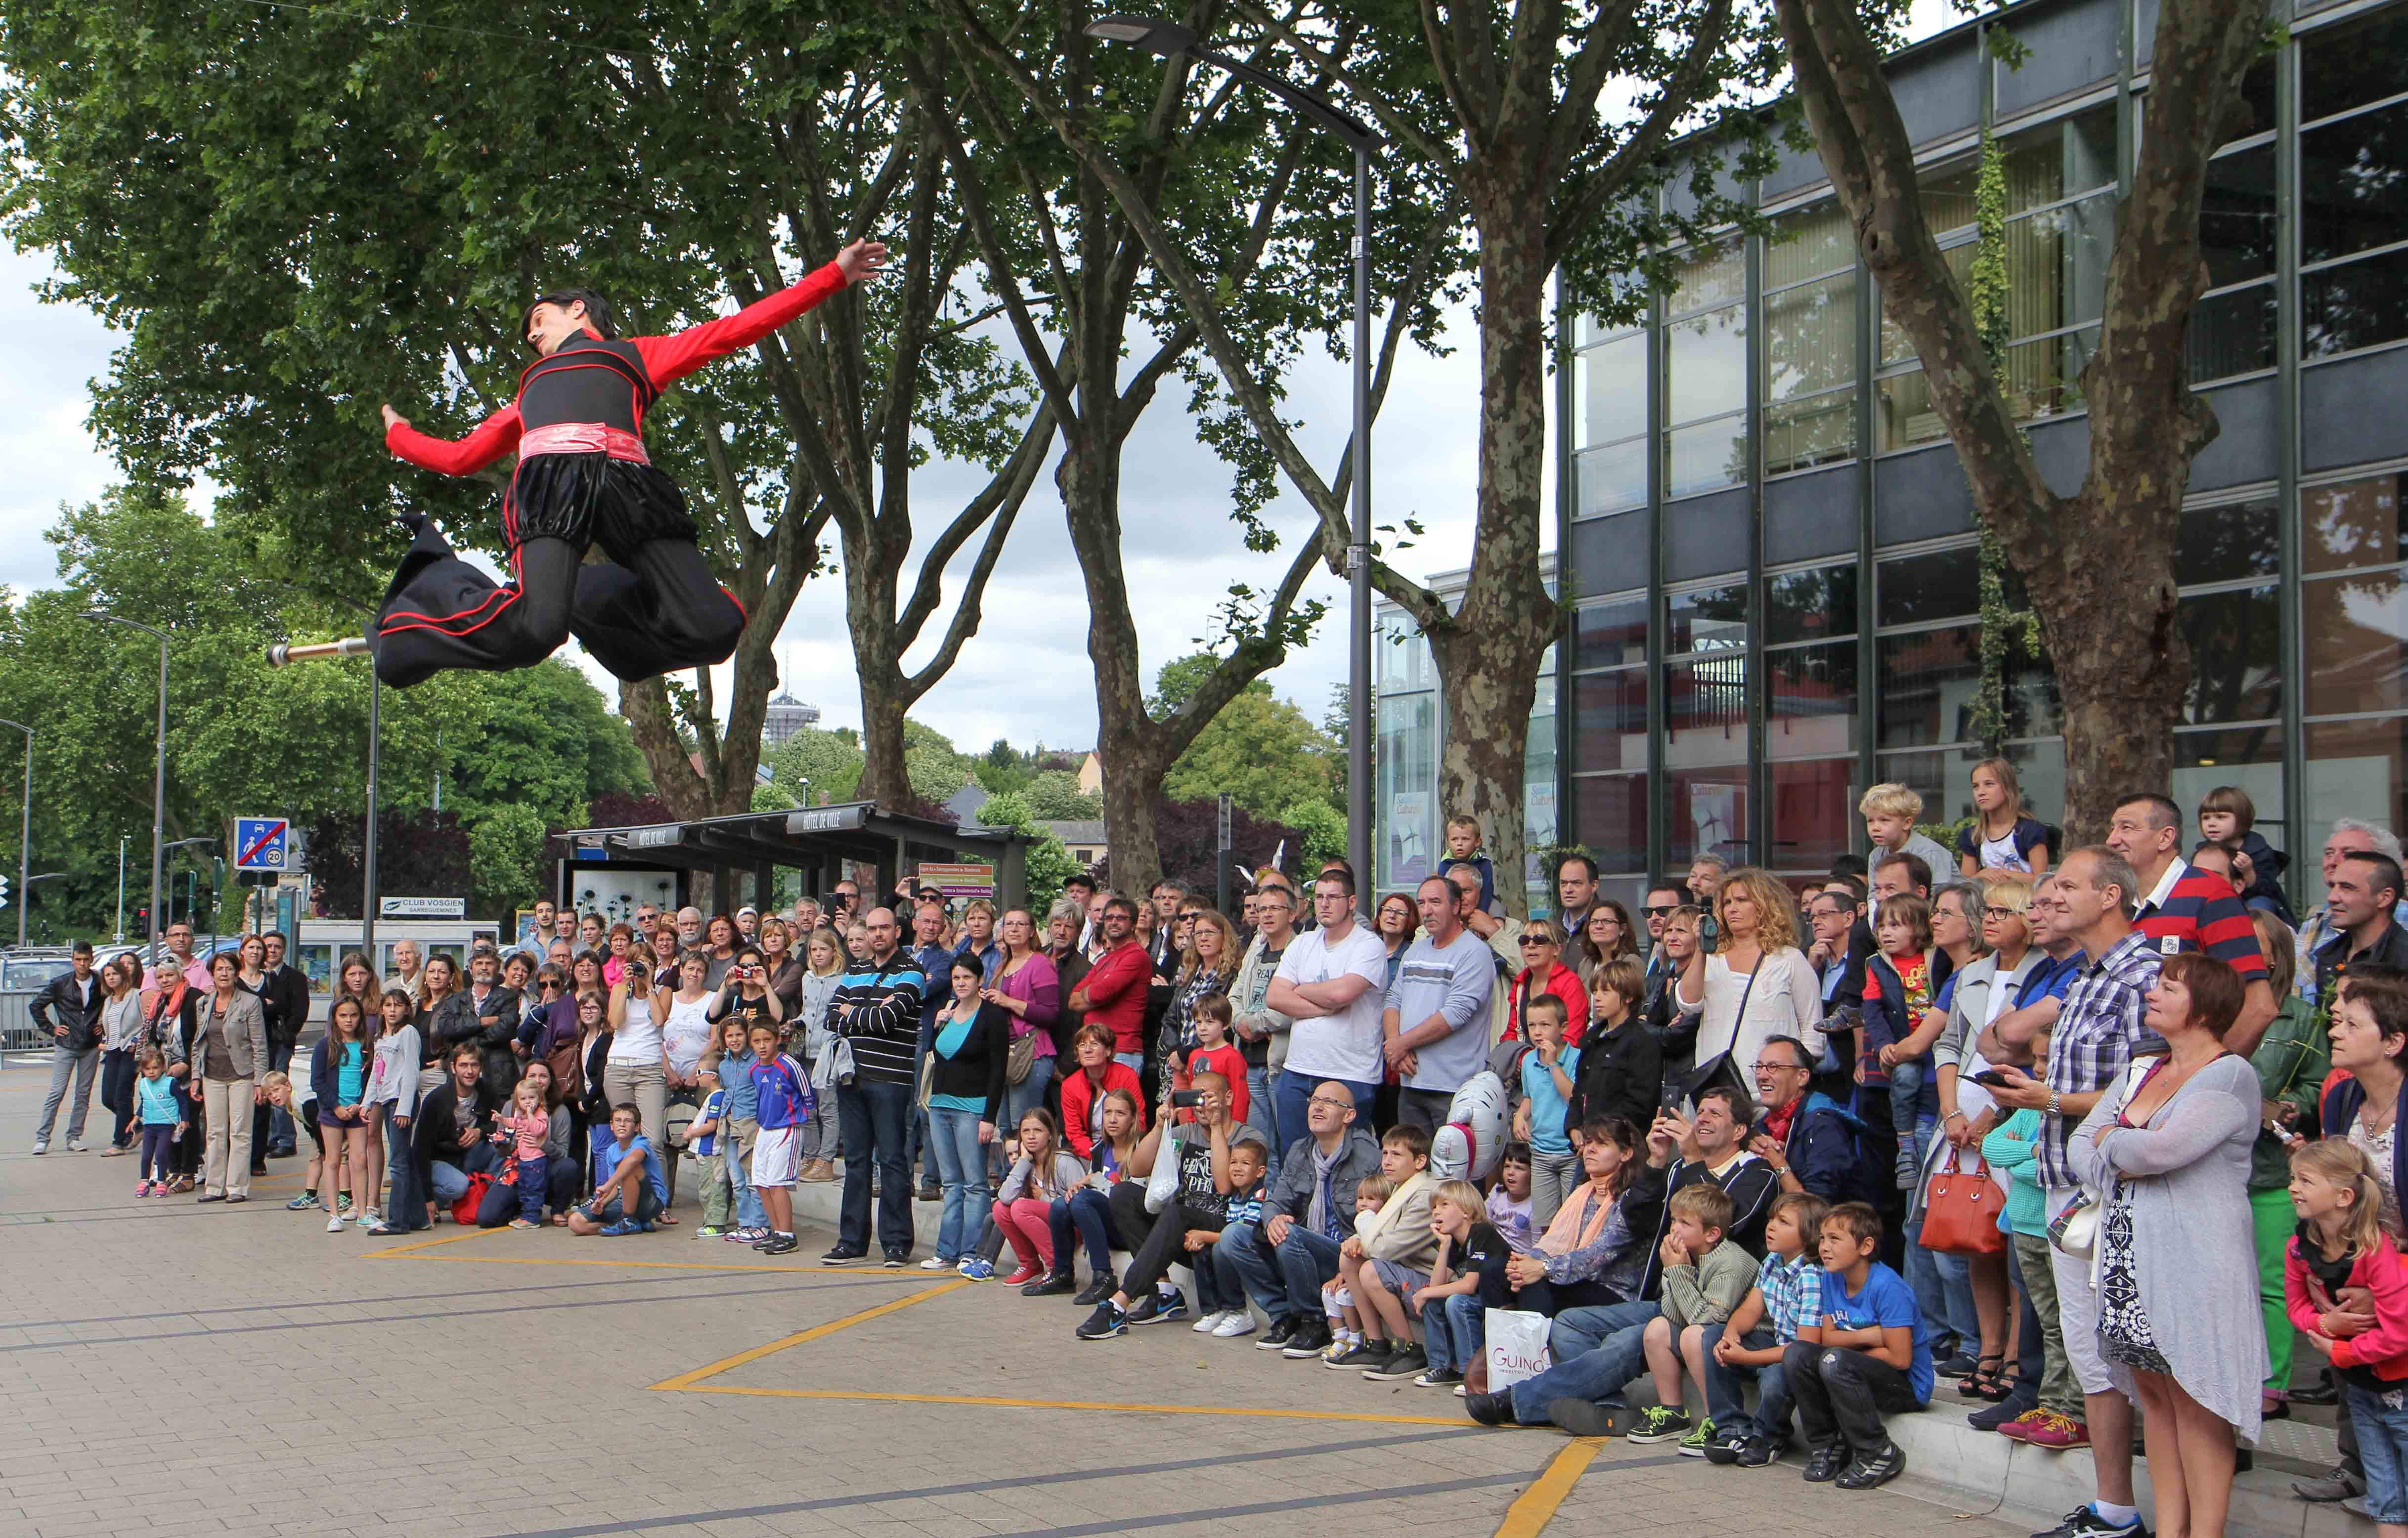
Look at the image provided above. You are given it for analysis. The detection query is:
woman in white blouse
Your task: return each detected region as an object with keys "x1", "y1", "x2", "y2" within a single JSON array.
[{"x1": 1672, "y1": 866, "x2": 1824, "y2": 1077}]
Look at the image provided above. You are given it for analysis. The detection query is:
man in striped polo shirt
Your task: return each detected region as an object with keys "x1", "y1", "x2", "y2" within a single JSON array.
[
  {"x1": 2105, "y1": 792, "x2": 2274, "y2": 1055},
  {"x1": 824, "y1": 906, "x2": 926, "y2": 1267}
]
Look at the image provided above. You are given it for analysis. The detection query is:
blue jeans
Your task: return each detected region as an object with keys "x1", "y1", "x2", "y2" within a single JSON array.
[
  {"x1": 927, "y1": 1107, "x2": 990, "y2": 1262},
  {"x1": 1244, "y1": 1065, "x2": 1278, "y2": 1180},
  {"x1": 1422, "y1": 1292, "x2": 1487, "y2": 1376},
  {"x1": 385, "y1": 1111, "x2": 426, "y2": 1231},
  {"x1": 1271, "y1": 1075, "x2": 1376, "y2": 1171},
  {"x1": 1114, "y1": 1051, "x2": 1144, "y2": 1074},
  {"x1": 1005, "y1": 1055, "x2": 1054, "y2": 1129},
  {"x1": 1192, "y1": 1236, "x2": 1243, "y2": 1314},
  {"x1": 513, "y1": 1154, "x2": 548, "y2": 1223},
  {"x1": 1509, "y1": 1299, "x2": 1660, "y2": 1425},
  {"x1": 427, "y1": 1141, "x2": 498, "y2": 1203},
  {"x1": 1905, "y1": 1212, "x2": 1979, "y2": 1346},
  {"x1": 2349, "y1": 1383, "x2": 2408, "y2": 1524},
  {"x1": 724, "y1": 1126, "x2": 768, "y2": 1232},
  {"x1": 1701, "y1": 1322, "x2": 1795, "y2": 1441},
  {"x1": 1264, "y1": 1224, "x2": 1348, "y2": 1318},
  {"x1": 1051, "y1": 1187, "x2": 1122, "y2": 1276},
  {"x1": 838, "y1": 1078, "x2": 916, "y2": 1256}
]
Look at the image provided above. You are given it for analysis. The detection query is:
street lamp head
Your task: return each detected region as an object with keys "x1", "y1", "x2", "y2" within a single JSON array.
[{"x1": 1084, "y1": 14, "x2": 1197, "y2": 53}]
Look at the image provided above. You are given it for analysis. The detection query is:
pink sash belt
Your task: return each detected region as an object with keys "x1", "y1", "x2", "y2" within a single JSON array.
[{"x1": 519, "y1": 422, "x2": 650, "y2": 464}]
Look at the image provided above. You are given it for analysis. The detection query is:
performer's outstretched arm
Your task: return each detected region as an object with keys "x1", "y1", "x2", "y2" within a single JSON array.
[
  {"x1": 635, "y1": 239, "x2": 889, "y2": 387},
  {"x1": 382, "y1": 402, "x2": 524, "y2": 477}
]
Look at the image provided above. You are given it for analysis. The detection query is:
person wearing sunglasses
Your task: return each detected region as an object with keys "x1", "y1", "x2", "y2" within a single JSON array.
[
  {"x1": 1639, "y1": 884, "x2": 1688, "y2": 1019},
  {"x1": 1507, "y1": 921, "x2": 1592, "y2": 1047},
  {"x1": 362, "y1": 238, "x2": 888, "y2": 687}
]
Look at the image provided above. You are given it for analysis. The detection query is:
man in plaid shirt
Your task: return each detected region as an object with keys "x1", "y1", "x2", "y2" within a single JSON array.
[{"x1": 1986, "y1": 847, "x2": 2158, "y2": 1536}]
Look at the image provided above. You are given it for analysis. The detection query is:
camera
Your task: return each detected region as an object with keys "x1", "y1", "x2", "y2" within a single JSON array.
[{"x1": 1170, "y1": 1090, "x2": 1204, "y2": 1109}]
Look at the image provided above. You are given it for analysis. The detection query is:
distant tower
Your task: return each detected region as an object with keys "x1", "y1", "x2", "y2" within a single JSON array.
[{"x1": 763, "y1": 645, "x2": 820, "y2": 748}]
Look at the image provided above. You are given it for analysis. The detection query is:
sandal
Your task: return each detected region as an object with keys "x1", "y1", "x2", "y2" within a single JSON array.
[{"x1": 1958, "y1": 1355, "x2": 2010, "y2": 1401}]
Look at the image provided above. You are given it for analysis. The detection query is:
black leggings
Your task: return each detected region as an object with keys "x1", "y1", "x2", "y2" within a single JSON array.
[{"x1": 1106, "y1": 1181, "x2": 1224, "y2": 1299}]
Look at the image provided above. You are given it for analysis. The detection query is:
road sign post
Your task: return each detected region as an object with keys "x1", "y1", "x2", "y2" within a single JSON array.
[{"x1": 232, "y1": 817, "x2": 291, "y2": 875}]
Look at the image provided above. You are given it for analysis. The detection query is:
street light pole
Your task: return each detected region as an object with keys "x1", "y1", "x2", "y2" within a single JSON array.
[
  {"x1": 1084, "y1": 15, "x2": 1380, "y2": 895},
  {"x1": 0, "y1": 720, "x2": 33, "y2": 950},
  {"x1": 84, "y1": 614, "x2": 167, "y2": 964},
  {"x1": 364, "y1": 665, "x2": 380, "y2": 970}
]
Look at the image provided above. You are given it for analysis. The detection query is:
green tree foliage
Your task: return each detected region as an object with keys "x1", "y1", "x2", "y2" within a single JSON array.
[
  {"x1": 768, "y1": 727, "x2": 867, "y2": 807},
  {"x1": 902, "y1": 720, "x2": 973, "y2": 805},
  {"x1": 1023, "y1": 770, "x2": 1102, "y2": 822},
  {"x1": 1162, "y1": 679, "x2": 1336, "y2": 821},
  {"x1": 966, "y1": 790, "x2": 1079, "y2": 911},
  {"x1": 1278, "y1": 798, "x2": 1350, "y2": 873},
  {"x1": 0, "y1": 490, "x2": 645, "y2": 932},
  {"x1": 466, "y1": 802, "x2": 549, "y2": 918}
]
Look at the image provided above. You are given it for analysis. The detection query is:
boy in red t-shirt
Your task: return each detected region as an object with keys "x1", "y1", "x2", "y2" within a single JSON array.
[
  {"x1": 1861, "y1": 894, "x2": 1935, "y2": 1191},
  {"x1": 1173, "y1": 995, "x2": 1251, "y2": 1127}
]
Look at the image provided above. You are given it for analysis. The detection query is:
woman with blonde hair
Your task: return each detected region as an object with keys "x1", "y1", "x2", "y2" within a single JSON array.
[{"x1": 1672, "y1": 866, "x2": 1823, "y2": 1076}]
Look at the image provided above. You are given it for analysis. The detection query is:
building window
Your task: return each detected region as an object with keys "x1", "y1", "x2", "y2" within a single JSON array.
[
  {"x1": 1664, "y1": 241, "x2": 1749, "y2": 498},
  {"x1": 2301, "y1": 11, "x2": 2408, "y2": 359},
  {"x1": 1875, "y1": 241, "x2": 1975, "y2": 451},
  {"x1": 1763, "y1": 203, "x2": 1859, "y2": 476},
  {"x1": 1663, "y1": 576, "x2": 1751, "y2": 865},
  {"x1": 1376, "y1": 689, "x2": 1439, "y2": 893},
  {"x1": 1575, "y1": 329, "x2": 1650, "y2": 517},
  {"x1": 2190, "y1": 132, "x2": 2277, "y2": 383}
]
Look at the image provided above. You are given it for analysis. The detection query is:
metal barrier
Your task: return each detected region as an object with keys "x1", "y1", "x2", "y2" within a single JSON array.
[{"x1": 0, "y1": 992, "x2": 44, "y2": 1054}]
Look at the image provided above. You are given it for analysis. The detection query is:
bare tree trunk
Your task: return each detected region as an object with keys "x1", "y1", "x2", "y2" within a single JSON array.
[{"x1": 855, "y1": 663, "x2": 912, "y2": 808}]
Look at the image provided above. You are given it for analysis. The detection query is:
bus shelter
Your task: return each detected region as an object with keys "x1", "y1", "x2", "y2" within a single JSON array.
[{"x1": 547, "y1": 801, "x2": 1029, "y2": 921}]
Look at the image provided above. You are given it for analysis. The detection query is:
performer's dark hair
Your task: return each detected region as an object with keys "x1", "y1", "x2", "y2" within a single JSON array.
[{"x1": 524, "y1": 287, "x2": 617, "y2": 341}]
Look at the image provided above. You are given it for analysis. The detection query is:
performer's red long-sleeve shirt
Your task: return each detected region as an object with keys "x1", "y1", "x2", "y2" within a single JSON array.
[{"x1": 385, "y1": 259, "x2": 848, "y2": 476}]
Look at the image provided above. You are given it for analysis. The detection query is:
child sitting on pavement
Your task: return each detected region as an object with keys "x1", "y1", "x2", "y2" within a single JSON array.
[
  {"x1": 1321, "y1": 1175, "x2": 1392, "y2": 1360},
  {"x1": 1487, "y1": 1142, "x2": 1537, "y2": 1253},
  {"x1": 1331, "y1": 1122, "x2": 1440, "y2": 1381},
  {"x1": 1189, "y1": 1132, "x2": 1271, "y2": 1338},
  {"x1": 1701, "y1": 1191, "x2": 1830, "y2": 1466},
  {"x1": 1630, "y1": 1183, "x2": 1759, "y2": 1449},
  {"x1": 569, "y1": 1103, "x2": 666, "y2": 1236},
  {"x1": 1786, "y1": 1201, "x2": 1932, "y2": 1490},
  {"x1": 1414, "y1": 1178, "x2": 1513, "y2": 1390}
]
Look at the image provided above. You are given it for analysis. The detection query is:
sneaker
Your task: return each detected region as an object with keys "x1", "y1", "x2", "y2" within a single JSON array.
[
  {"x1": 1936, "y1": 1351, "x2": 1982, "y2": 1378},
  {"x1": 1735, "y1": 1436, "x2": 1786, "y2": 1468},
  {"x1": 134, "y1": 1180, "x2": 152, "y2": 1197},
  {"x1": 1258, "y1": 1316, "x2": 1302, "y2": 1350},
  {"x1": 695, "y1": 1224, "x2": 731, "y2": 1239},
  {"x1": 1703, "y1": 1428, "x2": 1751, "y2": 1465},
  {"x1": 1002, "y1": 1265, "x2": 1042, "y2": 1288},
  {"x1": 284, "y1": 1193, "x2": 318, "y2": 1211},
  {"x1": 1192, "y1": 1309, "x2": 1233, "y2": 1334},
  {"x1": 508, "y1": 1218, "x2": 539, "y2": 1231},
  {"x1": 1802, "y1": 1444, "x2": 1848, "y2": 1483},
  {"x1": 728, "y1": 1227, "x2": 769, "y2": 1243},
  {"x1": 1072, "y1": 1272, "x2": 1118, "y2": 1307},
  {"x1": 1414, "y1": 1367, "x2": 1465, "y2": 1389},
  {"x1": 1679, "y1": 1417, "x2": 1718, "y2": 1456},
  {"x1": 599, "y1": 1218, "x2": 643, "y2": 1237},
  {"x1": 1132, "y1": 1288, "x2": 1186, "y2": 1325},
  {"x1": 918, "y1": 1255, "x2": 951, "y2": 1271},
  {"x1": 65, "y1": 1139, "x2": 87, "y2": 1154},
  {"x1": 882, "y1": 1250, "x2": 910, "y2": 1268},
  {"x1": 756, "y1": 1233, "x2": 798, "y2": 1255},
  {"x1": 2293, "y1": 1466, "x2": 2366, "y2": 1503},
  {"x1": 326, "y1": 1214, "x2": 345, "y2": 1233},
  {"x1": 1324, "y1": 1340, "x2": 1388, "y2": 1370},
  {"x1": 959, "y1": 1257, "x2": 996, "y2": 1281},
  {"x1": 2020, "y1": 1410, "x2": 2092, "y2": 1451},
  {"x1": 1895, "y1": 1149, "x2": 1920, "y2": 1189},
  {"x1": 1281, "y1": 1321, "x2": 1333, "y2": 1358},
  {"x1": 1970, "y1": 1394, "x2": 2039, "y2": 1433},
  {"x1": 820, "y1": 1246, "x2": 867, "y2": 1265},
  {"x1": 1212, "y1": 1311, "x2": 1257, "y2": 1338},
  {"x1": 1836, "y1": 1441, "x2": 1906, "y2": 1490},
  {"x1": 1625, "y1": 1405, "x2": 1692, "y2": 1444},
  {"x1": 1076, "y1": 1300, "x2": 1128, "y2": 1340},
  {"x1": 1463, "y1": 1389, "x2": 1520, "y2": 1427},
  {"x1": 1022, "y1": 1270, "x2": 1078, "y2": 1298},
  {"x1": 2030, "y1": 1507, "x2": 2148, "y2": 1538},
  {"x1": 1363, "y1": 1344, "x2": 1428, "y2": 1381},
  {"x1": 29, "y1": 1140, "x2": 45, "y2": 1155}
]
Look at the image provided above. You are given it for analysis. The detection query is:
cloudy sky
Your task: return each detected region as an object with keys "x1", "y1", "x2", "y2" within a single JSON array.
[{"x1": 0, "y1": 237, "x2": 1498, "y2": 754}]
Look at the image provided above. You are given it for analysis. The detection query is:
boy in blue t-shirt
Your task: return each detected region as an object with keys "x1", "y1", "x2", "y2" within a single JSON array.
[
  {"x1": 1782, "y1": 1200, "x2": 1930, "y2": 1491},
  {"x1": 1512, "y1": 996, "x2": 1581, "y2": 1226},
  {"x1": 571, "y1": 1105, "x2": 667, "y2": 1236}
]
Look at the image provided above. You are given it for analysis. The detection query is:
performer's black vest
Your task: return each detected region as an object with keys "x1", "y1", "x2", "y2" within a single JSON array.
[{"x1": 518, "y1": 335, "x2": 660, "y2": 433}]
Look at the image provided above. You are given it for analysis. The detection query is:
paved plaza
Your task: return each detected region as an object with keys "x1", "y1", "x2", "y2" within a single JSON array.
[{"x1": 0, "y1": 1073, "x2": 2027, "y2": 1538}]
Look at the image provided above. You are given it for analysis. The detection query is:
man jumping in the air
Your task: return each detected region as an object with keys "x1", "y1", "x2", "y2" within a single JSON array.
[{"x1": 367, "y1": 238, "x2": 887, "y2": 688}]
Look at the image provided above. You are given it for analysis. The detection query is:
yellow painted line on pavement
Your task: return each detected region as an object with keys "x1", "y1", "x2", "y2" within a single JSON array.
[
  {"x1": 651, "y1": 1280, "x2": 968, "y2": 1389},
  {"x1": 361, "y1": 1224, "x2": 955, "y2": 1280},
  {"x1": 361, "y1": 1228, "x2": 495, "y2": 1259},
  {"x1": 1491, "y1": 1437, "x2": 1607, "y2": 1538}
]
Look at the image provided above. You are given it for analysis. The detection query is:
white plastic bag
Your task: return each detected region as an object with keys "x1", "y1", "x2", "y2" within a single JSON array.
[{"x1": 1485, "y1": 1308, "x2": 1552, "y2": 1391}]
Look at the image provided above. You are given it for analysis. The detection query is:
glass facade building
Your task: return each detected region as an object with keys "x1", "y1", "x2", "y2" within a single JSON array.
[{"x1": 1379, "y1": 0, "x2": 2408, "y2": 913}]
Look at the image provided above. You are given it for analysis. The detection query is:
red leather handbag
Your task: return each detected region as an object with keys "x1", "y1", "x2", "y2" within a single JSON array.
[{"x1": 1921, "y1": 1147, "x2": 2007, "y2": 1256}]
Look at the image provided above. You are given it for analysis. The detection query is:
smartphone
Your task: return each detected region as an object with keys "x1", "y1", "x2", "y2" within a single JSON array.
[
  {"x1": 1971, "y1": 1069, "x2": 2014, "y2": 1088},
  {"x1": 1170, "y1": 1090, "x2": 1204, "y2": 1109}
]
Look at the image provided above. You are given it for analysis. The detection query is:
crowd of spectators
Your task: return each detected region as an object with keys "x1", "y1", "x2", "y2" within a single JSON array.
[{"x1": 34, "y1": 771, "x2": 2408, "y2": 1538}]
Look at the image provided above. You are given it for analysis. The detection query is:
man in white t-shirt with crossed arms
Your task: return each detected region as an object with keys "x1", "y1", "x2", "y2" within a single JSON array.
[{"x1": 1268, "y1": 869, "x2": 1391, "y2": 1146}]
